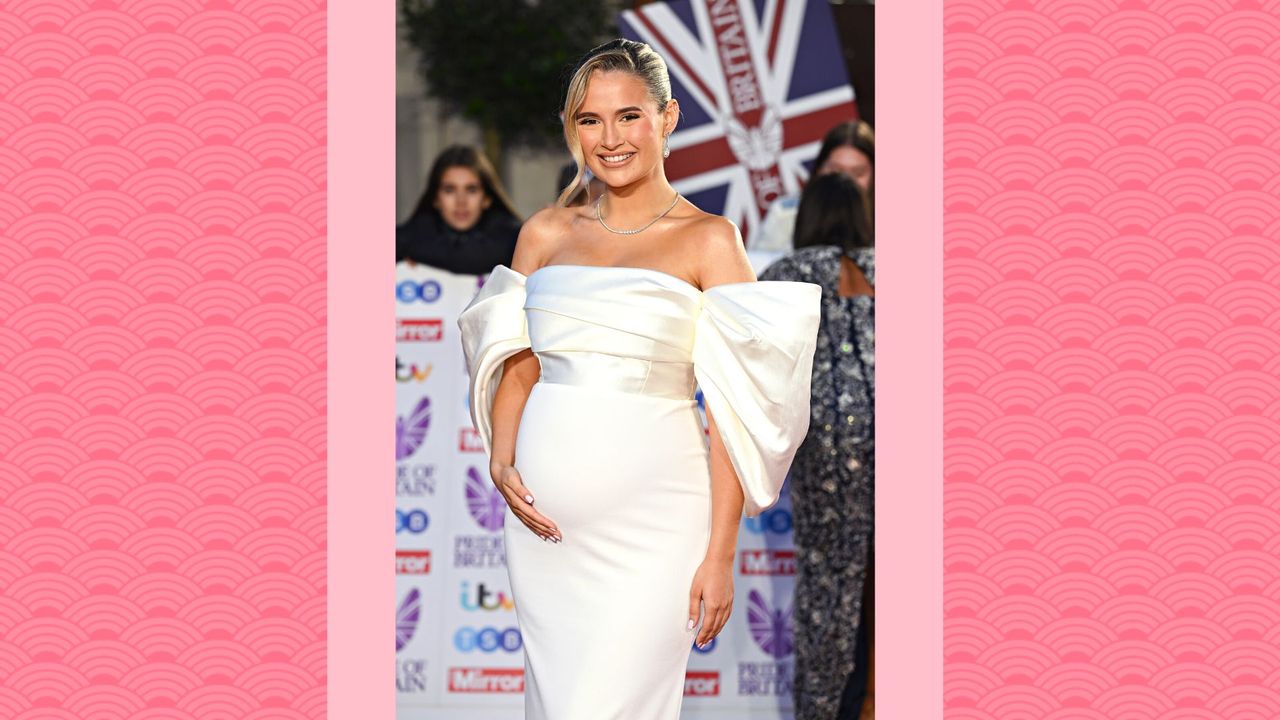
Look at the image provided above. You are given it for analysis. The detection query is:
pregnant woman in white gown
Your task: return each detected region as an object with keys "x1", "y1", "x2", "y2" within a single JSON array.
[{"x1": 458, "y1": 39, "x2": 819, "y2": 719}]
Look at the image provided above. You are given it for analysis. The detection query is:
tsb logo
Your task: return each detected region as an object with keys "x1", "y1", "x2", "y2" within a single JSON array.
[
  {"x1": 743, "y1": 507, "x2": 792, "y2": 534},
  {"x1": 396, "y1": 550, "x2": 431, "y2": 575},
  {"x1": 397, "y1": 319, "x2": 443, "y2": 342},
  {"x1": 454, "y1": 627, "x2": 522, "y2": 653},
  {"x1": 397, "y1": 279, "x2": 442, "y2": 303},
  {"x1": 740, "y1": 549, "x2": 796, "y2": 575},
  {"x1": 684, "y1": 671, "x2": 720, "y2": 696},
  {"x1": 448, "y1": 667, "x2": 523, "y2": 693},
  {"x1": 397, "y1": 508, "x2": 430, "y2": 534}
]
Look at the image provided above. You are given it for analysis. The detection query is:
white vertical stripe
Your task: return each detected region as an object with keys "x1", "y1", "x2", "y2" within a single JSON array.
[{"x1": 765, "y1": 0, "x2": 806, "y2": 99}]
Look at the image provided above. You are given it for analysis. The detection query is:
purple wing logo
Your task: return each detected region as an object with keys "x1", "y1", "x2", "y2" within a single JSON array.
[
  {"x1": 396, "y1": 588, "x2": 422, "y2": 652},
  {"x1": 465, "y1": 466, "x2": 506, "y2": 531},
  {"x1": 747, "y1": 589, "x2": 794, "y2": 659},
  {"x1": 396, "y1": 396, "x2": 432, "y2": 460}
]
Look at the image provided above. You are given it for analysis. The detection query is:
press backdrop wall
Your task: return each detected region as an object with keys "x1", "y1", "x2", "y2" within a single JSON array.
[{"x1": 395, "y1": 252, "x2": 803, "y2": 719}]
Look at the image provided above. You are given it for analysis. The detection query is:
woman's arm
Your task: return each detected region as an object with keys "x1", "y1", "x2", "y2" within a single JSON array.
[
  {"x1": 487, "y1": 348, "x2": 558, "y2": 541},
  {"x1": 703, "y1": 405, "x2": 745, "y2": 563},
  {"x1": 687, "y1": 403, "x2": 745, "y2": 647},
  {"x1": 484, "y1": 208, "x2": 563, "y2": 541},
  {"x1": 688, "y1": 216, "x2": 756, "y2": 647}
]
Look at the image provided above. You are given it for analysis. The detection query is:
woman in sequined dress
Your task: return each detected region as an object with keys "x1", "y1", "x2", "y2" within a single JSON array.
[{"x1": 759, "y1": 172, "x2": 875, "y2": 719}]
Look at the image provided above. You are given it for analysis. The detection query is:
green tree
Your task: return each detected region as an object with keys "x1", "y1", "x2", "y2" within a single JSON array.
[{"x1": 399, "y1": 0, "x2": 613, "y2": 173}]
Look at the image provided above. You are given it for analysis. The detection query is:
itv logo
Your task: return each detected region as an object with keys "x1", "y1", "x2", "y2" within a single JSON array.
[{"x1": 461, "y1": 581, "x2": 515, "y2": 611}]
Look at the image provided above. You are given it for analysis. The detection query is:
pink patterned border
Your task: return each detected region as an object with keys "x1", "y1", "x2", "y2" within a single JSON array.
[
  {"x1": 0, "y1": 2, "x2": 327, "y2": 718},
  {"x1": 944, "y1": 1, "x2": 1280, "y2": 718}
]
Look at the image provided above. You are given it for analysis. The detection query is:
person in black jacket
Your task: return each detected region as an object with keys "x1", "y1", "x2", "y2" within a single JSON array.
[{"x1": 396, "y1": 145, "x2": 522, "y2": 275}]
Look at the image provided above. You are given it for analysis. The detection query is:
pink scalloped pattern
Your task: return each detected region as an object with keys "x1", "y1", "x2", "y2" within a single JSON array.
[
  {"x1": 0, "y1": 1, "x2": 326, "y2": 718},
  {"x1": 944, "y1": 1, "x2": 1280, "y2": 718}
]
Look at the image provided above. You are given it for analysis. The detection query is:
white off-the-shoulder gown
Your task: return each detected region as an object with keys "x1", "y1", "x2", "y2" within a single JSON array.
[{"x1": 458, "y1": 264, "x2": 819, "y2": 720}]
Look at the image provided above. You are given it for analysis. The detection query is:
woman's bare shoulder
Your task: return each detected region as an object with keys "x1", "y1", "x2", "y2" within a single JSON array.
[
  {"x1": 687, "y1": 212, "x2": 740, "y2": 246},
  {"x1": 679, "y1": 210, "x2": 753, "y2": 287},
  {"x1": 511, "y1": 206, "x2": 582, "y2": 275}
]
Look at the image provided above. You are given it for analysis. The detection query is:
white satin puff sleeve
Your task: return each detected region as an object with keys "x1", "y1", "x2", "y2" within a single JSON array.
[
  {"x1": 693, "y1": 281, "x2": 822, "y2": 517},
  {"x1": 457, "y1": 265, "x2": 530, "y2": 457}
]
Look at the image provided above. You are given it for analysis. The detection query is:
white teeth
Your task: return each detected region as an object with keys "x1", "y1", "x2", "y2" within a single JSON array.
[{"x1": 601, "y1": 153, "x2": 634, "y2": 162}]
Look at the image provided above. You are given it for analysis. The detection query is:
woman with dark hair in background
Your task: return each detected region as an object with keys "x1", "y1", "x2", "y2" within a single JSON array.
[
  {"x1": 753, "y1": 120, "x2": 875, "y2": 252},
  {"x1": 396, "y1": 144, "x2": 523, "y2": 275},
  {"x1": 760, "y1": 172, "x2": 876, "y2": 719}
]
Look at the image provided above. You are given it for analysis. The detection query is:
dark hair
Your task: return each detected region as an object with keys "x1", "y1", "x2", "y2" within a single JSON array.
[
  {"x1": 812, "y1": 120, "x2": 874, "y2": 227},
  {"x1": 411, "y1": 145, "x2": 520, "y2": 222},
  {"x1": 793, "y1": 172, "x2": 872, "y2": 254},
  {"x1": 813, "y1": 120, "x2": 874, "y2": 174}
]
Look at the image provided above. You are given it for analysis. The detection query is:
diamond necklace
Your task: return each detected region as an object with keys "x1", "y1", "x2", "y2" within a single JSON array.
[{"x1": 595, "y1": 191, "x2": 681, "y2": 235}]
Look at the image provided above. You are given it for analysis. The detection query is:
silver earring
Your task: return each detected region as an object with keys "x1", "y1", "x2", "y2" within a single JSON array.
[{"x1": 663, "y1": 135, "x2": 671, "y2": 158}]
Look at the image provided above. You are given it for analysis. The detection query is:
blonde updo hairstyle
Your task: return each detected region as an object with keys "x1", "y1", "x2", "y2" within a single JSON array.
[{"x1": 556, "y1": 39, "x2": 673, "y2": 208}]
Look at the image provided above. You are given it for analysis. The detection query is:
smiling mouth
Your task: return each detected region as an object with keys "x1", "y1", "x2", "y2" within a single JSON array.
[{"x1": 599, "y1": 152, "x2": 636, "y2": 166}]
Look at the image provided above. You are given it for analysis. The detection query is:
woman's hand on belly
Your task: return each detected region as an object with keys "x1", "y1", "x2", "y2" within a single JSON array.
[
  {"x1": 688, "y1": 558, "x2": 734, "y2": 648},
  {"x1": 492, "y1": 463, "x2": 561, "y2": 542}
]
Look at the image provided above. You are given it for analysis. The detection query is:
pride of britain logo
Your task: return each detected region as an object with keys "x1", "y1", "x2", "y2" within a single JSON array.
[
  {"x1": 746, "y1": 589, "x2": 794, "y2": 659},
  {"x1": 453, "y1": 468, "x2": 507, "y2": 568},
  {"x1": 465, "y1": 467, "x2": 506, "y2": 532},
  {"x1": 396, "y1": 588, "x2": 422, "y2": 652},
  {"x1": 396, "y1": 396, "x2": 431, "y2": 461}
]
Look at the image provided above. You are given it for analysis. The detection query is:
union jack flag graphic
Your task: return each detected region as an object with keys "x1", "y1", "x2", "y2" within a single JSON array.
[{"x1": 620, "y1": 0, "x2": 857, "y2": 243}]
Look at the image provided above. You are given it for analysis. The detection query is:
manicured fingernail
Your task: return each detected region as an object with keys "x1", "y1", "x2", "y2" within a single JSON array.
[
  {"x1": 524, "y1": 494, "x2": 534, "y2": 504},
  {"x1": 687, "y1": 620, "x2": 695, "y2": 631}
]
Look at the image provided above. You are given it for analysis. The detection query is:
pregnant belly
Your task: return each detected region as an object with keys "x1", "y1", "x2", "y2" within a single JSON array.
[{"x1": 514, "y1": 382, "x2": 711, "y2": 534}]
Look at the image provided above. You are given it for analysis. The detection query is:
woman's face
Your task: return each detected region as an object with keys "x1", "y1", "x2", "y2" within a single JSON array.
[
  {"x1": 574, "y1": 71, "x2": 676, "y2": 189},
  {"x1": 819, "y1": 146, "x2": 873, "y2": 194},
  {"x1": 434, "y1": 166, "x2": 490, "y2": 231}
]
